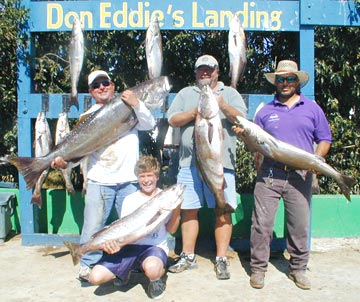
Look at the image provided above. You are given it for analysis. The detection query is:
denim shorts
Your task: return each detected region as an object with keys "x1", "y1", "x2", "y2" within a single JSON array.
[
  {"x1": 97, "y1": 245, "x2": 167, "y2": 281},
  {"x1": 177, "y1": 166, "x2": 236, "y2": 210}
]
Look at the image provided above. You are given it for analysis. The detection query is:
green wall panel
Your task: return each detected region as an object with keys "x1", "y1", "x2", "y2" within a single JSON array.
[{"x1": 1, "y1": 188, "x2": 360, "y2": 239}]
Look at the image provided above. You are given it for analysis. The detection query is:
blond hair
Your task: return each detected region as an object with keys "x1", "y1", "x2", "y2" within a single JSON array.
[{"x1": 134, "y1": 155, "x2": 161, "y2": 177}]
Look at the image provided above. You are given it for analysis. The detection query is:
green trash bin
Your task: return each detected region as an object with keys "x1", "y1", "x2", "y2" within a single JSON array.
[{"x1": 0, "y1": 193, "x2": 15, "y2": 243}]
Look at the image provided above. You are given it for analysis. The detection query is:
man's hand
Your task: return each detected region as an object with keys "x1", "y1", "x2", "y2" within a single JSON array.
[
  {"x1": 121, "y1": 90, "x2": 139, "y2": 109},
  {"x1": 51, "y1": 156, "x2": 68, "y2": 169},
  {"x1": 102, "y1": 240, "x2": 122, "y2": 254},
  {"x1": 231, "y1": 124, "x2": 245, "y2": 138}
]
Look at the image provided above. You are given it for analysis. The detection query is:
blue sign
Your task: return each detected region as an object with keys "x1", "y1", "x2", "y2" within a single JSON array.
[
  {"x1": 29, "y1": 0, "x2": 300, "y2": 32},
  {"x1": 301, "y1": 0, "x2": 360, "y2": 26}
]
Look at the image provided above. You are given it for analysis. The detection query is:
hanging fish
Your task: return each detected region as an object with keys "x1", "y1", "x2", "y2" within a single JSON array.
[
  {"x1": 31, "y1": 112, "x2": 53, "y2": 208},
  {"x1": 69, "y1": 17, "x2": 84, "y2": 109},
  {"x1": 145, "y1": 17, "x2": 163, "y2": 79},
  {"x1": 228, "y1": 14, "x2": 247, "y2": 88}
]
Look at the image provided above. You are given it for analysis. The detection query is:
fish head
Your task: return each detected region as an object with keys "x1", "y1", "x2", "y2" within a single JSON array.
[
  {"x1": 141, "y1": 76, "x2": 172, "y2": 110},
  {"x1": 158, "y1": 184, "x2": 186, "y2": 211},
  {"x1": 229, "y1": 14, "x2": 241, "y2": 34},
  {"x1": 197, "y1": 85, "x2": 219, "y2": 119},
  {"x1": 36, "y1": 111, "x2": 46, "y2": 124},
  {"x1": 71, "y1": 17, "x2": 83, "y2": 37},
  {"x1": 147, "y1": 17, "x2": 161, "y2": 37}
]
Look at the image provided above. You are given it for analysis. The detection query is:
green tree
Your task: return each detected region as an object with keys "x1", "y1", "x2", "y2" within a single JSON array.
[
  {"x1": 0, "y1": 0, "x2": 29, "y2": 182},
  {"x1": 314, "y1": 26, "x2": 360, "y2": 195}
]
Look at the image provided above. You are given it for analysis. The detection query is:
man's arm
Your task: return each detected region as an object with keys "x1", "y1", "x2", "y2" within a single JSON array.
[{"x1": 168, "y1": 107, "x2": 197, "y2": 128}]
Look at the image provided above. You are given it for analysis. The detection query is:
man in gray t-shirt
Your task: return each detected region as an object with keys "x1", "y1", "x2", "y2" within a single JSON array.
[{"x1": 167, "y1": 55, "x2": 247, "y2": 280}]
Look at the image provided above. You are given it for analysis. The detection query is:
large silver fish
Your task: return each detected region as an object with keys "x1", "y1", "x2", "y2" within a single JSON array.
[
  {"x1": 194, "y1": 85, "x2": 233, "y2": 212},
  {"x1": 55, "y1": 112, "x2": 75, "y2": 195},
  {"x1": 64, "y1": 184, "x2": 185, "y2": 265},
  {"x1": 234, "y1": 116, "x2": 356, "y2": 201},
  {"x1": 31, "y1": 112, "x2": 53, "y2": 208},
  {"x1": 228, "y1": 14, "x2": 247, "y2": 88},
  {"x1": 145, "y1": 17, "x2": 163, "y2": 79},
  {"x1": 69, "y1": 17, "x2": 84, "y2": 109},
  {"x1": 7, "y1": 76, "x2": 172, "y2": 190}
]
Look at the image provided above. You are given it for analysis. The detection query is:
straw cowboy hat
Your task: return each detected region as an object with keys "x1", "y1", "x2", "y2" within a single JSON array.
[{"x1": 265, "y1": 60, "x2": 309, "y2": 88}]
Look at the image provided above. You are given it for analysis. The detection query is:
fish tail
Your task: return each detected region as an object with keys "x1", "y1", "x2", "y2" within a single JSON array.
[
  {"x1": 30, "y1": 193, "x2": 42, "y2": 209},
  {"x1": 64, "y1": 241, "x2": 81, "y2": 266},
  {"x1": 338, "y1": 174, "x2": 356, "y2": 202},
  {"x1": 7, "y1": 157, "x2": 46, "y2": 190},
  {"x1": 69, "y1": 95, "x2": 79, "y2": 109},
  {"x1": 67, "y1": 186, "x2": 76, "y2": 196},
  {"x1": 214, "y1": 203, "x2": 235, "y2": 216}
]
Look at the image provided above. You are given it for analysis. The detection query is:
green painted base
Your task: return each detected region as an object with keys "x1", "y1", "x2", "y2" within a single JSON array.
[{"x1": 1, "y1": 188, "x2": 359, "y2": 239}]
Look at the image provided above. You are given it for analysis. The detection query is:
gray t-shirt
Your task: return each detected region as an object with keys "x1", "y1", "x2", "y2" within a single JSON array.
[{"x1": 167, "y1": 81, "x2": 247, "y2": 170}]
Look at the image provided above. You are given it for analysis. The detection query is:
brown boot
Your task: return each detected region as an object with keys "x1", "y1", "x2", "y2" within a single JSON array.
[
  {"x1": 288, "y1": 270, "x2": 311, "y2": 290},
  {"x1": 250, "y1": 271, "x2": 265, "y2": 289}
]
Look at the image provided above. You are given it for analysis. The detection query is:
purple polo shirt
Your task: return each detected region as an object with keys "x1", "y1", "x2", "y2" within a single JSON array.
[{"x1": 254, "y1": 93, "x2": 332, "y2": 155}]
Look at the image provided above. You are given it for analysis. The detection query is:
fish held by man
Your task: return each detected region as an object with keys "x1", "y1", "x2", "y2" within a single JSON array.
[
  {"x1": 64, "y1": 183, "x2": 185, "y2": 266},
  {"x1": 69, "y1": 17, "x2": 84, "y2": 109},
  {"x1": 228, "y1": 14, "x2": 247, "y2": 88},
  {"x1": 194, "y1": 85, "x2": 233, "y2": 212},
  {"x1": 31, "y1": 112, "x2": 53, "y2": 208},
  {"x1": 6, "y1": 76, "x2": 172, "y2": 190},
  {"x1": 145, "y1": 17, "x2": 163, "y2": 79},
  {"x1": 234, "y1": 116, "x2": 356, "y2": 201}
]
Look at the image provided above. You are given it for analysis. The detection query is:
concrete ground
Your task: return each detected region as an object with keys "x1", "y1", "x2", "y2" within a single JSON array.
[{"x1": 1, "y1": 235, "x2": 360, "y2": 302}]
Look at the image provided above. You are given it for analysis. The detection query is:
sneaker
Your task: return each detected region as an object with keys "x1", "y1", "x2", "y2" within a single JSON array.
[
  {"x1": 78, "y1": 265, "x2": 91, "y2": 281},
  {"x1": 288, "y1": 270, "x2": 311, "y2": 290},
  {"x1": 148, "y1": 279, "x2": 166, "y2": 299},
  {"x1": 168, "y1": 252, "x2": 198, "y2": 273},
  {"x1": 250, "y1": 272, "x2": 265, "y2": 289},
  {"x1": 214, "y1": 257, "x2": 230, "y2": 280},
  {"x1": 113, "y1": 271, "x2": 131, "y2": 287}
]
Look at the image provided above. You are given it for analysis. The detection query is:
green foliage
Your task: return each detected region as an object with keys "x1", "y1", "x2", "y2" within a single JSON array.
[
  {"x1": 0, "y1": 0, "x2": 29, "y2": 182},
  {"x1": 314, "y1": 26, "x2": 360, "y2": 195}
]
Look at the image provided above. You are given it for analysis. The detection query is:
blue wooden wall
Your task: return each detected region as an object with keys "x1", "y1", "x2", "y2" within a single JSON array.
[{"x1": 16, "y1": 0, "x2": 359, "y2": 245}]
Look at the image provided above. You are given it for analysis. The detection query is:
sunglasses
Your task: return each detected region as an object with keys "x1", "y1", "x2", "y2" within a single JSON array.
[
  {"x1": 91, "y1": 80, "x2": 111, "y2": 89},
  {"x1": 276, "y1": 76, "x2": 298, "y2": 83}
]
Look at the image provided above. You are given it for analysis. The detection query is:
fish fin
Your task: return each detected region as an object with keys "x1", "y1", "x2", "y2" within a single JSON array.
[
  {"x1": 72, "y1": 113, "x2": 92, "y2": 129},
  {"x1": 7, "y1": 157, "x2": 45, "y2": 190},
  {"x1": 66, "y1": 184, "x2": 76, "y2": 196},
  {"x1": 69, "y1": 95, "x2": 79, "y2": 110},
  {"x1": 214, "y1": 203, "x2": 235, "y2": 215},
  {"x1": 64, "y1": 241, "x2": 81, "y2": 266},
  {"x1": 222, "y1": 178, "x2": 228, "y2": 190},
  {"x1": 208, "y1": 122, "x2": 214, "y2": 143},
  {"x1": 311, "y1": 174, "x2": 321, "y2": 194},
  {"x1": 30, "y1": 193, "x2": 42, "y2": 209},
  {"x1": 338, "y1": 174, "x2": 356, "y2": 202}
]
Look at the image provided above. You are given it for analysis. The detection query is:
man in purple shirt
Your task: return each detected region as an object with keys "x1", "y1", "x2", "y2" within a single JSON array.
[{"x1": 234, "y1": 60, "x2": 331, "y2": 290}]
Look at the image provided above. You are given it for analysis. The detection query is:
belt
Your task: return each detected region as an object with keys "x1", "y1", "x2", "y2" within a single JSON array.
[{"x1": 272, "y1": 162, "x2": 296, "y2": 172}]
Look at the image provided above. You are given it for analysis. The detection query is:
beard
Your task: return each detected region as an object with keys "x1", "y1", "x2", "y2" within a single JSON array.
[{"x1": 197, "y1": 78, "x2": 212, "y2": 88}]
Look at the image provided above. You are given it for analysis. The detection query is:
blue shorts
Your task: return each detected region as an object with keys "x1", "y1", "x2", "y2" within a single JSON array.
[
  {"x1": 177, "y1": 166, "x2": 236, "y2": 210},
  {"x1": 97, "y1": 245, "x2": 167, "y2": 281}
]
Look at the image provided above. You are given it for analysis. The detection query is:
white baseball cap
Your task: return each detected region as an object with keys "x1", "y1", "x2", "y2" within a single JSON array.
[
  {"x1": 195, "y1": 55, "x2": 219, "y2": 69},
  {"x1": 88, "y1": 70, "x2": 111, "y2": 85}
]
